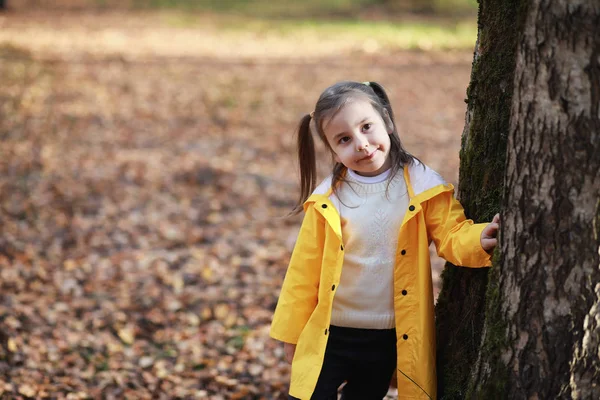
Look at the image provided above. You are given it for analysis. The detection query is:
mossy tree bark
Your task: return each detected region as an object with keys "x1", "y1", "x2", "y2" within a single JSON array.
[
  {"x1": 469, "y1": 1, "x2": 600, "y2": 398},
  {"x1": 437, "y1": 0, "x2": 600, "y2": 398},
  {"x1": 434, "y1": 1, "x2": 522, "y2": 398}
]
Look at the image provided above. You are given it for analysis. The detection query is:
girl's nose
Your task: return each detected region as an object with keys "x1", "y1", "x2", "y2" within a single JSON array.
[{"x1": 356, "y1": 139, "x2": 369, "y2": 152}]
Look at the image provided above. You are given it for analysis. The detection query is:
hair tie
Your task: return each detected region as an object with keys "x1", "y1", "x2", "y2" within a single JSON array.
[{"x1": 310, "y1": 111, "x2": 315, "y2": 118}]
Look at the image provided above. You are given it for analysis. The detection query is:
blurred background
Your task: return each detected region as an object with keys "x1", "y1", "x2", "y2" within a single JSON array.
[{"x1": 0, "y1": 1, "x2": 477, "y2": 398}]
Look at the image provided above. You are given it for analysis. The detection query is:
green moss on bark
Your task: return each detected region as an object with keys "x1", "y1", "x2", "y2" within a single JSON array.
[
  {"x1": 435, "y1": 1, "x2": 526, "y2": 398},
  {"x1": 466, "y1": 249, "x2": 509, "y2": 398}
]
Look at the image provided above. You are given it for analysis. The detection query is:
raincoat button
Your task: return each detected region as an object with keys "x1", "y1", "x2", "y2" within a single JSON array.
[
  {"x1": 403, "y1": 334, "x2": 408, "y2": 340},
  {"x1": 332, "y1": 285, "x2": 335, "y2": 291},
  {"x1": 325, "y1": 328, "x2": 328, "y2": 335},
  {"x1": 340, "y1": 245, "x2": 344, "y2": 251},
  {"x1": 401, "y1": 250, "x2": 406, "y2": 255},
  {"x1": 402, "y1": 290, "x2": 407, "y2": 296},
  {"x1": 409, "y1": 205, "x2": 415, "y2": 211},
  {"x1": 322, "y1": 204, "x2": 328, "y2": 209}
]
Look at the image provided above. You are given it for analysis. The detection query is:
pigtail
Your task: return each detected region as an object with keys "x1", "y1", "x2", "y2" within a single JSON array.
[
  {"x1": 366, "y1": 81, "x2": 396, "y2": 123},
  {"x1": 294, "y1": 114, "x2": 317, "y2": 214}
]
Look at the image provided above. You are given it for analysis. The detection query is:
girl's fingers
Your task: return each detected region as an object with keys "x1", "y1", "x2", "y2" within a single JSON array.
[
  {"x1": 482, "y1": 237, "x2": 498, "y2": 251},
  {"x1": 486, "y1": 237, "x2": 497, "y2": 246},
  {"x1": 487, "y1": 223, "x2": 499, "y2": 238},
  {"x1": 483, "y1": 224, "x2": 498, "y2": 240},
  {"x1": 492, "y1": 213, "x2": 500, "y2": 224}
]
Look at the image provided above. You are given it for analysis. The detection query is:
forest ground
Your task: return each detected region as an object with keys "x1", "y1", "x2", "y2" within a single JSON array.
[{"x1": 0, "y1": 9, "x2": 474, "y2": 399}]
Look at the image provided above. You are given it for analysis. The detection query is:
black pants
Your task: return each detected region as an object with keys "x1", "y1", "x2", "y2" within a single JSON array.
[{"x1": 289, "y1": 325, "x2": 397, "y2": 400}]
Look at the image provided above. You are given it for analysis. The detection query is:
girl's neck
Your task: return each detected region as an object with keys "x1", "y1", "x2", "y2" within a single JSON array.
[{"x1": 347, "y1": 167, "x2": 392, "y2": 184}]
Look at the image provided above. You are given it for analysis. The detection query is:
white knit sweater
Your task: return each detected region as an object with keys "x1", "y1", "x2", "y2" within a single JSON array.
[{"x1": 329, "y1": 168, "x2": 409, "y2": 329}]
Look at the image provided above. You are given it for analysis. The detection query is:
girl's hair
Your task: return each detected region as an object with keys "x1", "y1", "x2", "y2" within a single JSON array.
[{"x1": 294, "y1": 81, "x2": 416, "y2": 213}]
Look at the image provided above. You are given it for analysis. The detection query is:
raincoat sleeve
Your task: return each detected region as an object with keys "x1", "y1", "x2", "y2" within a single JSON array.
[
  {"x1": 424, "y1": 190, "x2": 492, "y2": 267},
  {"x1": 270, "y1": 204, "x2": 325, "y2": 344}
]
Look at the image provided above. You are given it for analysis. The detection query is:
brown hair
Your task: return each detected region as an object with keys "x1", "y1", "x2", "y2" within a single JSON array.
[{"x1": 293, "y1": 81, "x2": 416, "y2": 213}]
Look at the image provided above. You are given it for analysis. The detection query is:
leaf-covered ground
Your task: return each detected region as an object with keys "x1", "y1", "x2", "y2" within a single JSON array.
[{"x1": 0, "y1": 10, "x2": 473, "y2": 399}]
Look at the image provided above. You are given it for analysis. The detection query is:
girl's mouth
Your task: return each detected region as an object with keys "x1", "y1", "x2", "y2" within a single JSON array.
[{"x1": 359, "y1": 151, "x2": 376, "y2": 161}]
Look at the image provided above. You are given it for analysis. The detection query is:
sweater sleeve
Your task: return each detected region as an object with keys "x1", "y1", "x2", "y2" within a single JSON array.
[
  {"x1": 270, "y1": 205, "x2": 325, "y2": 344},
  {"x1": 423, "y1": 190, "x2": 492, "y2": 268}
]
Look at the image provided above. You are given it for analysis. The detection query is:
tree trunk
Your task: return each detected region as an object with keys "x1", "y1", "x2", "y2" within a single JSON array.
[
  {"x1": 469, "y1": 1, "x2": 600, "y2": 398},
  {"x1": 434, "y1": 1, "x2": 522, "y2": 398}
]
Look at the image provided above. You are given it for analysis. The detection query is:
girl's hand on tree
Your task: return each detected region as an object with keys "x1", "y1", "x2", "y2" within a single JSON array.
[
  {"x1": 284, "y1": 342, "x2": 296, "y2": 363},
  {"x1": 481, "y1": 213, "x2": 500, "y2": 253}
]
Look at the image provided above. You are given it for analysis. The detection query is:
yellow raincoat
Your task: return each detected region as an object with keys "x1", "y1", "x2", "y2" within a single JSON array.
[{"x1": 270, "y1": 162, "x2": 492, "y2": 399}]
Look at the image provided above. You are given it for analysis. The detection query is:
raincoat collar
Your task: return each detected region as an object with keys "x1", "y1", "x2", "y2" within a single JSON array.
[
  {"x1": 304, "y1": 161, "x2": 453, "y2": 207},
  {"x1": 303, "y1": 161, "x2": 454, "y2": 242}
]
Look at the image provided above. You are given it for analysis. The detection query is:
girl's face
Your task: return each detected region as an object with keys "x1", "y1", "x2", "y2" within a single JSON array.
[{"x1": 322, "y1": 98, "x2": 392, "y2": 177}]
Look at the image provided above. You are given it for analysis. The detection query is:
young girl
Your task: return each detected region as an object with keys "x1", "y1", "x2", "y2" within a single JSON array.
[{"x1": 270, "y1": 81, "x2": 500, "y2": 400}]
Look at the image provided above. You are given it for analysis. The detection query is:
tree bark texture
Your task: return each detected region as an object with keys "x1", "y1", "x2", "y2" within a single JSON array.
[
  {"x1": 470, "y1": 1, "x2": 600, "y2": 398},
  {"x1": 434, "y1": 1, "x2": 522, "y2": 398}
]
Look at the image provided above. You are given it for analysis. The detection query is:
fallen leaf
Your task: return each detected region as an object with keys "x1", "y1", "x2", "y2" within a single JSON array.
[
  {"x1": 117, "y1": 326, "x2": 135, "y2": 345},
  {"x1": 18, "y1": 384, "x2": 36, "y2": 397},
  {"x1": 7, "y1": 338, "x2": 18, "y2": 352}
]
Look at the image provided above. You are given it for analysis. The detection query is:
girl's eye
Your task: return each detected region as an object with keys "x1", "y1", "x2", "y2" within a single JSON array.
[
  {"x1": 339, "y1": 136, "x2": 351, "y2": 144},
  {"x1": 362, "y1": 123, "x2": 372, "y2": 132}
]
